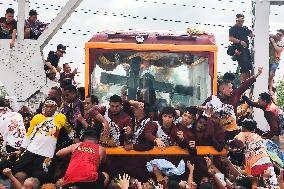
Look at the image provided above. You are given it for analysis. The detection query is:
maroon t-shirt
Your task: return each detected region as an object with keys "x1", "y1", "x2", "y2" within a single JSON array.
[
  {"x1": 176, "y1": 123, "x2": 195, "y2": 148},
  {"x1": 84, "y1": 107, "x2": 100, "y2": 128},
  {"x1": 194, "y1": 120, "x2": 225, "y2": 152},
  {"x1": 97, "y1": 106, "x2": 132, "y2": 145},
  {"x1": 133, "y1": 119, "x2": 157, "y2": 151},
  {"x1": 144, "y1": 122, "x2": 178, "y2": 145}
]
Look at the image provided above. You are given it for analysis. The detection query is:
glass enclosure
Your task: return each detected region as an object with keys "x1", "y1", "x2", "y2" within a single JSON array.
[{"x1": 90, "y1": 50, "x2": 211, "y2": 110}]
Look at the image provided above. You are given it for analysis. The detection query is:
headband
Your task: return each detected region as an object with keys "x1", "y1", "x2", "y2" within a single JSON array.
[{"x1": 44, "y1": 100, "x2": 57, "y2": 106}]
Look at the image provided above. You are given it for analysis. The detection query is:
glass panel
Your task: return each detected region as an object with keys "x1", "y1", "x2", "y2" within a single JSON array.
[{"x1": 91, "y1": 50, "x2": 211, "y2": 111}]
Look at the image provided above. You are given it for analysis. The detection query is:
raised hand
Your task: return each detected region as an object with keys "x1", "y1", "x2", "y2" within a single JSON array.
[{"x1": 118, "y1": 173, "x2": 131, "y2": 189}]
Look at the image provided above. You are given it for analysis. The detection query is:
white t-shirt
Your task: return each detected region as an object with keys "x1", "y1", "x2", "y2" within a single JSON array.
[
  {"x1": 0, "y1": 108, "x2": 26, "y2": 149},
  {"x1": 21, "y1": 113, "x2": 69, "y2": 158}
]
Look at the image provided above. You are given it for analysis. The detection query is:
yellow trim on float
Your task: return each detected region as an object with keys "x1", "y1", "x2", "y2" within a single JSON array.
[
  {"x1": 213, "y1": 51, "x2": 218, "y2": 95},
  {"x1": 105, "y1": 146, "x2": 226, "y2": 156},
  {"x1": 85, "y1": 47, "x2": 90, "y2": 97}
]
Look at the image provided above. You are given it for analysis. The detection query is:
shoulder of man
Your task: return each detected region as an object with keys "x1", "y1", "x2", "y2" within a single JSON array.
[
  {"x1": 30, "y1": 114, "x2": 47, "y2": 125},
  {"x1": 55, "y1": 113, "x2": 67, "y2": 118},
  {"x1": 48, "y1": 51, "x2": 56, "y2": 57}
]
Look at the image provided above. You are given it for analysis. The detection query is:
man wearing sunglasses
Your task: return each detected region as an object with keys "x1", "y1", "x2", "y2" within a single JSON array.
[
  {"x1": 229, "y1": 14, "x2": 253, "y2": 83},
  {"x1": 269, "y1": 29, "x2": 284, "y2": 95},
  {"x1": 44, "y1": 44, "x2": 66, "y2": 80}
]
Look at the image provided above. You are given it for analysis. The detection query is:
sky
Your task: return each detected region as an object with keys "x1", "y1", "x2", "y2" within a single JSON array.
[{"x1": 1, "y1": 0, "x2": 284, "y2": 86}]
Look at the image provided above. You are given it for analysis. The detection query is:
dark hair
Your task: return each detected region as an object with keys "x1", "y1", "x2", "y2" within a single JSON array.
[
  {"x1": 197, "y1": 114, "x2": 208, "y2": 122},
  {"x1": 6, "y1": 8, "x2": 15, "y2": 14},
  {"x1": 0, "y1": 97, "x2": 8, "y2": 108},
  {"x1": 77, "y1": 87, "x2": 85, "y2": 101},
  {"x1": 167, "y1": 179, "x2": 180, "y2": 189},
  {"x1": 63, "y1": 63, "x2": 69, "y2": 68},
  {"x1": 87, "y1": 95, "x2": 99, "y2": 105},
  {"x1": 277, "y1": 29, "x2": 284, "y2": 35},
  {"x1": 160, "y1": 106, "x2": 177, "y2": 117},
  {"x1": 219, "y1": 80, "x2": 231, "y2": 87},
  {"x1": 259, "y1": 92, "x2": 271, "y2": 104},
  {"x1": 29, "y1": 9, "x2": 38, "y2": 16},
  {"x1": 184, "y1": 106, "x2": 198, "y2": 115},
  {"x1": 50, "y1": 86, "x2": 62, "y2": 97},
  {"x1": 63, "y1": 85, "x2": 77, "y2": 94},
  {"x1": 235, "y1": 176, "x2": 253, "y2": 189},
  {"x1": 241, "y1": 119, "x2": 257, "y2": 132},
  {"x1": 236, "y1": 14, "x2": 244, "y2": 18},
  {"x1": 109, "y1": 95, "x2": 122, "y2": 104},
  {"x1": 223, "y1": 72, "x2": 236, "y2": 82},
  {"x1": 199, "y1": 182, "x2": 216, "y2": 189},
  {"x1": 21, "y1": 112, "x2": 33, "y2": 119},
  {"x1": 83, "y1": 127, "x2": 98, "y2": 140}
]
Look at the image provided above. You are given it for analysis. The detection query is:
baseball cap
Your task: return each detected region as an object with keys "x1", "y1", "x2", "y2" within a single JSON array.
[{"x1": 57, "y1": 44, "x2": 66, "y2": 53}]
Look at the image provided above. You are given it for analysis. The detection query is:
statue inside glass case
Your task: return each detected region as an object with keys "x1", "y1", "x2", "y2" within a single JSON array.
[{"x1": 94, "y1": 51, "x2": 208, "y2": 109}]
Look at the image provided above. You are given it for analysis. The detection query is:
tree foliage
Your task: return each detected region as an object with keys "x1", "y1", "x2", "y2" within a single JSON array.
[
  {"x1": 0, "y1": 86, "x2": 8, "y2": 96},
  {"x1": 276, "y1": 77, "x2": 284, "y2": 109}
]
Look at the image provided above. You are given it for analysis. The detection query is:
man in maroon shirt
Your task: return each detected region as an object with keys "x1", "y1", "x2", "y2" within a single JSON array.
[
  {"x1": 139, "y1": 106, "x2": 178, "y2": 150},
  {"x1": 242, "y1": 92, "x2": 280, "y2": 139},
  {"x1": 124, "y1": 100, "x2": 158, "y2": 151},
  {"x1": 97, "y1": 95, "x2": 132, "y2": 146},
  {"x1": 83, "y1": 95, "x2": 110, "y2": 137},
  {"x1": 194, "y1": 115, "x2": 225, "y2": 151},
  {"x1": 191, "y1": 115, "x2": 225, "y2": 183},
  {"x1": 176, "y1": 106, "x2": 198, "y2": 149},
  {"x1": 204, "y1": 67, "x2": 263, "y2": 115}
]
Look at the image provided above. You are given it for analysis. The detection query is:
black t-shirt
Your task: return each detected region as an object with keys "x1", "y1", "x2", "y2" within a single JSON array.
[
  {"x1": 229, "y1": 25, "x2": 252, "y2": 47},
  {"x1": 46, "y1": 51, "x2": 60, "y2": 68},
  {"x1": 0, "y1": 17, "x2": 17, "y2": 39}
]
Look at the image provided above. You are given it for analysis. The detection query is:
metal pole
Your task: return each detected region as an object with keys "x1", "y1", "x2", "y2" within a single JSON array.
[
  {"x1": 17, "y1": 0, "x2": 26, "y2": 40},
  {"x1": 252, "y1": 0, "x2": 270, "y2": 131}
]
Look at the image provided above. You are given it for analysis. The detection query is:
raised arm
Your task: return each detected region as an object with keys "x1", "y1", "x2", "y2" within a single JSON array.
[
  {"x1": 3, "y1": 168, "x2": 22, "y2": 189},
  {"x1": 233, "y1": 67, "x2": 263, "y2": 98},
  {"x1": 270, "y1": 38, "x2": 283, "y2": 53},
  {"x1": 10, "y1": 29, "x2": 17, "y2": 48},
  {"x1": 56, "y1": 143, "x2": 79, "y2": 157}
]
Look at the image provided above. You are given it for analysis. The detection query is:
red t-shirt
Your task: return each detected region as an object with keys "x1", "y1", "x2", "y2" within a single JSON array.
[{"x1": 64, "y1": 142, "x2": 101, "y2": 185}]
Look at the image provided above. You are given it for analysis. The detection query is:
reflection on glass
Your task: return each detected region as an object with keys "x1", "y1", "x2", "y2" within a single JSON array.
[{"x1": 91, "y1": 51, "x2": 211, "y2": 111}]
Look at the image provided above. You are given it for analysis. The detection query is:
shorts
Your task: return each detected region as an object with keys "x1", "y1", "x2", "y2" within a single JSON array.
[
  {"x1": 269, "y1": 63, "x2": 279, "y2": 72},
  {"x1": 63, "y1": 172, "x2": 106, "y2": 189},
  {"x1": 12, "y1": 150, "x2": 47, "y2": 182},
  {"x1": 237, "y1": 48, "x2": 252, "y2": 73}
]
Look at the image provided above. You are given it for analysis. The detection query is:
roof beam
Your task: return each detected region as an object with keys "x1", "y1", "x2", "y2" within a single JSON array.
[
  {"x1": 270, "y1": 0, "x2": 284, "y2": 5},
  {"x1": 37, "y1": 0, "x2": 83, "y2": 50}
]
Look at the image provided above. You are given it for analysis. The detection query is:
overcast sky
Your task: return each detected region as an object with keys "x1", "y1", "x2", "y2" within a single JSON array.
[{"x1": 1, "y1": 0, "x2": 284, "y2": 86}]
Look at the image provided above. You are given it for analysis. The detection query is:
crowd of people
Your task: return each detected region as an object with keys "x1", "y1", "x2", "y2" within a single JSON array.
[
  {"x1": 1, "y1": 8, "x2": 284, "y2": 189},
  {"x1": 0, "y1": 65, "x2": 284, "y2": 189}
]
